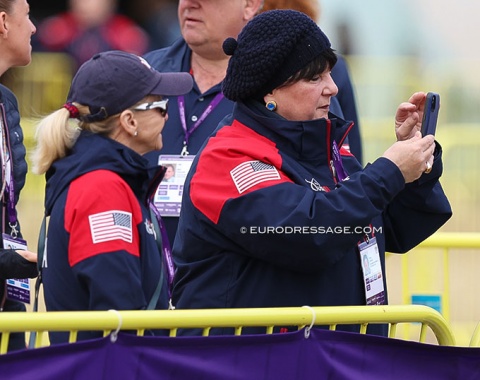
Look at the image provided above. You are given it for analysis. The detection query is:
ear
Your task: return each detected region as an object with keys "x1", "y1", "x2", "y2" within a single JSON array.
[
  {"x1": 0, "y1": 12, "x2": 8, "y2": 37},
  {"x1": 118, "y1": 110, "x2": 138, "y2": 137},
  {"x1": 263, "y1": 91, "x2": 275, "y2": 104},
  {"x1": 244, "y1": 0, "x2": 264, "y2": 20}
]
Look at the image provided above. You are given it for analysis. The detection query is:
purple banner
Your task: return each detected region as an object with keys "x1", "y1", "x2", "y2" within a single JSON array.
[{"x1": 0, "y1": 329, "x2": 479, "y2": 379}]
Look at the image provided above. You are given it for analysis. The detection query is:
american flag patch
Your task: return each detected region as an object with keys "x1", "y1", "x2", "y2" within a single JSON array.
[
  {"x1": 230, "y1": 161, "x2": 280, "y2": 194},
  {"x1": 89, "y1": 210, "x2": 133, "y2": 244}
]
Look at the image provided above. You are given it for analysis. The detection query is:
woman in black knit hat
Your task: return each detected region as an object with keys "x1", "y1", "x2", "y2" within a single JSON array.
[{"x1": 171, "y1": 10, "x2": 451, "y2": 336}]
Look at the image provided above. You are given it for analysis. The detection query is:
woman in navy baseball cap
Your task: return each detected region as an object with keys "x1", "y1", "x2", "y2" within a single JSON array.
[{"x1": 31, "y1": 50, "x2": 192, "y2": 344}]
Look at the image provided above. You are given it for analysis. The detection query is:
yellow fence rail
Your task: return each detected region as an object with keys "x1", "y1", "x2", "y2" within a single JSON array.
[
  {"x1": 417, "y1": 232, "x2": 480, "y2": 249},
  {"x1": 396, "y1": 231, "x2": 480, "y2": 344},
  {"x1": 469, "y1": 322, "x2": 480, "y2": 347},
  {"x1": 0, "y1": 304, "x2": 455, "y2": 354}
]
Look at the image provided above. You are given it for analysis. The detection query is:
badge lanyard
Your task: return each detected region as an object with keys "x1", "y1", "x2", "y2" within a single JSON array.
[
  {"x1": 331, "y1": 139, "x2": 384, "y2": 305},
  {"x1": 358, "y1": 237, "x2": 385, "y2": 305},
  {"x1": 178, "y1": 93, "x2": 224, "y2": 156},
  {"x1": 149, "y1": 202, "x2": 176, "y2": 309},
  {"x1": 0, "y1": 105, "x2": 18, "y2": 236},
  {"x1": 331, "y1": 141, "x2": 348, "y2": 183},
  {"x1": 0, "y1": 106, "x2": 29, "y2": 309}
]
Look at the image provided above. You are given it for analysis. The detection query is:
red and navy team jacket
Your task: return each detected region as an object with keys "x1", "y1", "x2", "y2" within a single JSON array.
[
  {"x1": 172, "y1": 100, "x2": 452, "y2": 336},
  {"x1": 144, "y1": 39, "x2": 359, "y2": 247},
  {"x1": 42, "y1": 132, "x2": 168, "y2": 343}
]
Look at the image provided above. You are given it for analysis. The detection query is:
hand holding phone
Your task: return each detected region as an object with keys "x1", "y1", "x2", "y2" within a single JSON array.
[{"x1": 421, "y1": 92, "x2": 440, "y2": 136}]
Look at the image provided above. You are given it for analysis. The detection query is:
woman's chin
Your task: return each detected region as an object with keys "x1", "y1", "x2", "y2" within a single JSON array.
[{"x1": 155, "y1": 136, "x2": 163, "y2": 151}]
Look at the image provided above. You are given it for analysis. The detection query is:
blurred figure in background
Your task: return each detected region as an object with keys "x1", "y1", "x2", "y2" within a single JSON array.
[
  {"x1": 0, "y1": 0, "x2": 38, "y2": 351},
  {"x1": 261, "y1": 0, "x2": 319, "y2": 16},
  {"x1": 34, "y1": 0, "x2": 150, "y2": 69},
  {"x1": 260, "y1": 0, "x2": 363, "y2": 164},
  {"x1": 133, "y1": 0, "x2": 181, "y2": 50}
]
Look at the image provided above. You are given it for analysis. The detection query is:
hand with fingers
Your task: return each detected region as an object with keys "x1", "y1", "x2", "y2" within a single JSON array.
[
  {"x1": 394, "y1": 92, "x2": 427, "y2": 141},
  {"x1": 383, "y1": 131, "x2": 435, "y2": 182},
  {"x1": 385, "y1": 92, "x2": 436, "y2": 180}
]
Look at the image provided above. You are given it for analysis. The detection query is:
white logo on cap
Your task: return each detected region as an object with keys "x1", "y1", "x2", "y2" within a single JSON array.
[{"x1": 138, "y1": 56, "x2": 153, "y2": 70}]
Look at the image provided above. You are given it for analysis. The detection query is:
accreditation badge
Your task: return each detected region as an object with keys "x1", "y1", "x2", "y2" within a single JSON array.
[
  {"x1": 358, "y1": 237, "x2": 385, "y2": 305},
  {"x1": 154, "y1": 155, "x2": 195, "y2": 217},
  {"x1": 2, "y1": 234, "x2": 31, "y2": 304}
]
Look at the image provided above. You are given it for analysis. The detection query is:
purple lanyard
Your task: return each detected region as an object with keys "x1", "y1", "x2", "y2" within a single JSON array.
[
  {"x1": 178, "y1": 93, "x2": 224, "y2": 155},
  {"x1": 6, "y1": 181, "x2": 16, "y2": 231},
  {"x1": 149, "y1": 202, "x2": 175, "y2": 308},
  {"x1": 332, "y1": 141, "x2": 348, "y2": 182},
  {"x1": 0, "y1": 105, "x2": 17, "y2": 235}
]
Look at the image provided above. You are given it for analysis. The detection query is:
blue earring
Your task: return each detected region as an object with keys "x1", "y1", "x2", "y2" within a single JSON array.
[{"x1": 266, "y1": 101, "x2": 277, "y2": 111}]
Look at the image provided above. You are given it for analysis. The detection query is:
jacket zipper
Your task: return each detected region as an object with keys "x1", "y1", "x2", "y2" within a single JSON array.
[{"x1": 325, "y1": 119, "x2": 338, "y2": 185}]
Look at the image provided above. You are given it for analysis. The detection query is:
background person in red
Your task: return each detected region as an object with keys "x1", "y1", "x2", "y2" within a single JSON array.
[{"x1": 35, "y1": 0, "x2": 150, "y2": 69}]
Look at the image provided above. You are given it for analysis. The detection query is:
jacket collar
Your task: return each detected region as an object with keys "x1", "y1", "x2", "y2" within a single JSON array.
[
  {"x1": 232, "y1": 100, "x2": 353, "y2": 163},
  {"x1": 146, "y1": 39, "x2": 190, "y2": 72},
  {"x1": 45, "y1": 132, "x2": 164, "y2": 214}
]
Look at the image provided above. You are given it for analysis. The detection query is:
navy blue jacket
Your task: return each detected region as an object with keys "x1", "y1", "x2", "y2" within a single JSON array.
[
  {"x1": 42, "y1": 132, "x2": 168, "y2": 343},
  {"x1": 144, "y1": 39, "x2": 362, "y2": 245},
  {"x1": 172, "y1": 100, "x2": 452, "y2": 336},
  {"x1": 0, "y1": 85, "x2": 37, "y2": 351},
  {"x1": 332, "y1": 55, "x2": 363, "y2": 164}
]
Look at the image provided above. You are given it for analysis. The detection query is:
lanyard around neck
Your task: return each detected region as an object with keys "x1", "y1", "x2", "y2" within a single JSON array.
[
  {"x1": 149, "y1": 202, "x2": 175, "y2": 309},
  {"x1": 0, "y1": 105, "x2": 17, "y2": 234},
  {"x1": 332, "y1": 141, "x2": 348, "y2": 182},
  {"x1": 177, "y1": 93, "x2": 224, "y2": 156}
]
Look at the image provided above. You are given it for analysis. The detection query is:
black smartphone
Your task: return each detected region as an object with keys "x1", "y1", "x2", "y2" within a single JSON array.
[{"x1": 421, "y1": 92, "x2": 440, "y2": 136}]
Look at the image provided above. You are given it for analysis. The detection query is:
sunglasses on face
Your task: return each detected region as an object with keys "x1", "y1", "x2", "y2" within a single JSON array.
[{"x1": 132, "y1": 99, "x2": 169, "y2": 117}]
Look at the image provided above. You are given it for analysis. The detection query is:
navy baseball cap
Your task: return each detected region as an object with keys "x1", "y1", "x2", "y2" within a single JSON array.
[{"x1": 66, "y1": 50, "x2": 193, "y2": 122}]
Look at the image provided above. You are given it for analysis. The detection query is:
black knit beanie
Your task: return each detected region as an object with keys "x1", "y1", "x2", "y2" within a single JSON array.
[{"x1": 222, "y1": 10, "x2": 332, "y2": 102}]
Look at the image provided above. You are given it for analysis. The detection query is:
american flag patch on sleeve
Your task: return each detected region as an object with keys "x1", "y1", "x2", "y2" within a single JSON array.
[
  {"x1": 89, "y1": 210, "x2": 133, "y2": 244},
  {"x1": 230, "y1": 160, "x2": 280, "y2": 194}
]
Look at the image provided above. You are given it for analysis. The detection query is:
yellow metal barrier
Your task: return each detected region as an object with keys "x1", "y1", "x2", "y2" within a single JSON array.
[
  {"x1": 414, "y1": 232, "x2": 480, "y2": 310},
  {"x1": 0, "y1": 305, "x2": 455, "y2": 353},
  {"x1": 469, "y1": 322, "x2": 480, "y2": 347},
  {"x1": 2, "y1": 52, "x2": 74, "y2": 118},
  {"x1": 417, "y1": 232, "x2": 480, "y2": 249},
  {"x1": 394, "y1": 232, "x2": 480, "y2": 346}
]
